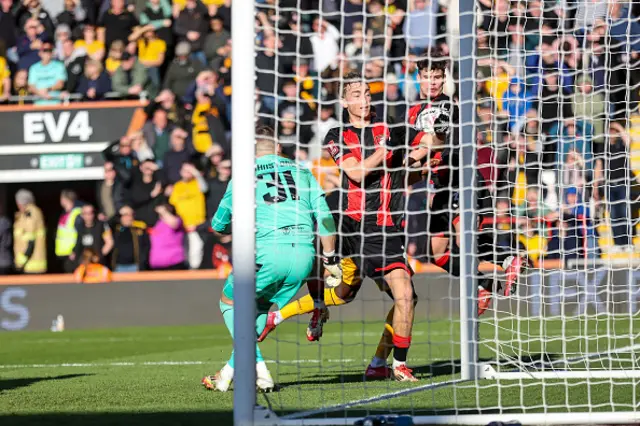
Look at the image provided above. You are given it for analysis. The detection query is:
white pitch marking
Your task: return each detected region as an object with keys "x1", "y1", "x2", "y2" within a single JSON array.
[
  {"x1": 0, "y1": 359, "x2": 357, "y2": 369},
  {"x1": 0, "y1": 358, "x2": 452, "y2": 370},
  {"x1": 19, "y1": 331, "x2": 427, "y2": 345}
]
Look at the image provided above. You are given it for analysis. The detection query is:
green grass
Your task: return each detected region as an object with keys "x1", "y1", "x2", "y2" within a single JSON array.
[{"x1": 1, "y1": 317, "x2": 640, "y2": 425}]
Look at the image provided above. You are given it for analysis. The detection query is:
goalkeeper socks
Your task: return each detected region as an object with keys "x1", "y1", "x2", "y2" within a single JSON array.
[
  {"x1": 256, "y1": 360, "x2": 269, "y2": 376},
  {"x1": 392, "y1": 334, "x2": 411, "y2": 366},
  {"x1": 220, "y1": 363, "x2": 234, "y2": 378},
  {"x1": 220, "y1": 300, "x2": 265, "y2": 368}
]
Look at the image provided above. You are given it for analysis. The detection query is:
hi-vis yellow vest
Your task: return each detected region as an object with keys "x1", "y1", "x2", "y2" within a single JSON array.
[{"x1": 55, "y1": 207, "x2": 81, "y2": 256}]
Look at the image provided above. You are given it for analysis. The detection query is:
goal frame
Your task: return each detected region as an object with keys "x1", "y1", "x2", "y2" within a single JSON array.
[{"x1": 232, "y1": 0, "x2": 640, "y2": 424}]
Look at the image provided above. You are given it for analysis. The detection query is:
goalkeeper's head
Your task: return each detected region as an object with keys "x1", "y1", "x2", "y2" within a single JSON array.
[
  {"x1": 417, "y1": 50, "x2": 450, "y2": 100},
  {"x1": 340, "y1": 71, "x2": 371, "y2": 124},
  {"x1": 255, "y1": 125, "x2": 277, "y2": 158}
]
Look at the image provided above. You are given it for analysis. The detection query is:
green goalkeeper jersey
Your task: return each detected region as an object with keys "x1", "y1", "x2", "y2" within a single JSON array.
[{"x1": 211, "y1": 154, "x2": 336, "y2": 248}]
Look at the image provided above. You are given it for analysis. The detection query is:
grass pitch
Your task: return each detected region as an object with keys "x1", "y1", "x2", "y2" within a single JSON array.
[{"x1": 1, "y1": 316, "x2": 640, "y2": 425}]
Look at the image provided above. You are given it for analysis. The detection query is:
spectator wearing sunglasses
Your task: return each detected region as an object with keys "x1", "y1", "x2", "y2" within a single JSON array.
[{"x1": 27, "y1": 39, "x2": 67, "y2": 105}]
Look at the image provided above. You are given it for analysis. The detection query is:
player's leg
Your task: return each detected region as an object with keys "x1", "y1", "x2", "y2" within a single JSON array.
[
  {"x1": 202, "y1": 274, "x2": 256, "y2": 392},
  {"x1": 476, "y1": 221, "x2": 529, "y2": 296},
  {"x1": 258, "y1": 257, "x2": 363, "y2": 342},
  {"x1": 431, "y1": 224, "x2": 496, "y2": 315},
  {"x1": 365, "y1": 299, "x2": 395, "y2": 379},
  {"x1": 383, "y1": 267, "x2": 418, "y2": 382},
  {"x1": 203, "y1": 256, "x2": 277, "y2": 392},
  {"x1": 255, "y1": 244, "x2": 316, "y2": 390}
]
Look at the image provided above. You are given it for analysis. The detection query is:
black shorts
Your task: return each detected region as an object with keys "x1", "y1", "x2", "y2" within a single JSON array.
[
  {"x1": 428, "y1": 179, "x2": 492, "y2": 237},
  {"x1": 339, "y1": 216, "x2": 413, "y2": 284},
  {"x1": 429, "y1": 188, "x2": 458, "y2": 236}
]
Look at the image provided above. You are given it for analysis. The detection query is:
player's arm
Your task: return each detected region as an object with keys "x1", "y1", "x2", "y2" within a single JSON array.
[
  {"x1": 307, "y1": 171, "x2": 341, "y2": 285},
  {"x1": 411, "y1": 133, "x2": 445, "y2": 160},
  {"x1": 339, "y1": 151, "x2": 387, "y2": 183},
  {"x1": 410, "y1": 102, "x2": 456, "y2": 163},
  {"x1": 211, "y1": 181, "x2": 233, "y2": 235},
  {"x1": 325, "y1": 129, "x2": 386, "y2": 183}
]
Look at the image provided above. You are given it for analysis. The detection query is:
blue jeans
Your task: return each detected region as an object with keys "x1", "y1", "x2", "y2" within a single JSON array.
[
  {"x1": 115, "y1": 264, "x2": 139, "y2": 273},
  {"x1": 260, "y1": 95, "x2": 276, "y2": 113},
  {"x1": 147, "y1": 67, "x2": 161, "y2": 88},
  {"x1": 190, "y1": 51, "x2": 207, "y2": 66},
  {"x1": 608, "y1": 185, "x2": 631, "y2": 246}
]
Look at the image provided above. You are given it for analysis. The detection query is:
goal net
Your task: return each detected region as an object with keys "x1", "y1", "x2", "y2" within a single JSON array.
[{"x1": 231, "y1": 0, "x2": 640, "y2": 424}]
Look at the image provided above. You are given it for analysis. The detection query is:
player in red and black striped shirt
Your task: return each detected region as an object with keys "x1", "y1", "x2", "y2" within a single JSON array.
[
  {"x1": 321, "y1": 72, "x2": 439, "y2": 382},
  {"x1": 259, "y1": 72, "x2": 438, "y2": 382},
  {"x1": 408, "y1": 52, "x2": 528, "y2": 315}
]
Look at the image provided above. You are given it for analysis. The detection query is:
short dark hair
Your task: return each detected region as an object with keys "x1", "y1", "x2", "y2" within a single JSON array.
[
  {"x1": 341, "y1": 71, "x2": 364, "y2": 98},
  {"x1": 416, "y1": 49, "x2": 449, "y2": 74},
  {"x1": 256, "y1": 125, "x2": 275, "y2": 140}
]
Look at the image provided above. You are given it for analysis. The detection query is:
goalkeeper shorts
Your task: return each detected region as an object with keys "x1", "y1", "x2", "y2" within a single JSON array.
[{"x1": 222, "y1": 243, "x2": 315, "y2": 310}]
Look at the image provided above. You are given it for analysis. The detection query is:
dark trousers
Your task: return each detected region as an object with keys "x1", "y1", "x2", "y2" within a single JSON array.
[
  {"x1": 608, "y1": 185, "x2": 632, "y2": 246},
  {"x1": 58, "y1": 256, "x2": 76, "y2": 273}
]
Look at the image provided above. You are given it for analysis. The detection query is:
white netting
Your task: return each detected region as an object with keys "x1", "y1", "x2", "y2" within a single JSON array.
[{"x1": 244, "y1": 0, "x2": 640, "y2": 424}]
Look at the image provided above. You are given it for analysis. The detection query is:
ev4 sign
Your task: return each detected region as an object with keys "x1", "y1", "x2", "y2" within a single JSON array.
[{"x1": 24, "y1": 111, "x2": 94, "y2": 143}]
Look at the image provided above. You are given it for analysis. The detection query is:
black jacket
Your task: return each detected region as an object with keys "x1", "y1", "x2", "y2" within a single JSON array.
[
  {"x1": 110, "y1": 218, "x2": 149, "y2": 270},
  {"x1": 102, "y1": 140, "x2": 139, "y2": 188},
  {"x1": 66, "y1": 54, "x2": 87, "y2": 93},
  {"x1": 127, "y1": 170, "x2": 160, "y2": 227}
]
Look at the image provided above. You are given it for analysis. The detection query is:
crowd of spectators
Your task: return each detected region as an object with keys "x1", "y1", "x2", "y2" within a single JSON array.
[{"x1": 0, "y1": 0, "x2": 639, "y2": 276}]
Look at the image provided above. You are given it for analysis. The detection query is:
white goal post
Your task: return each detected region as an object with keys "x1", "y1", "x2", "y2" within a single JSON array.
[{"x1": 231, "y1": 0, "x2": 640, "y2": 424}]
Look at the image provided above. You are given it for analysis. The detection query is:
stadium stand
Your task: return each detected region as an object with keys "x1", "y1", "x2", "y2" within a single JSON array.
[{"x1": 0, "y1": 0, "x2": 639, "y2": 277}]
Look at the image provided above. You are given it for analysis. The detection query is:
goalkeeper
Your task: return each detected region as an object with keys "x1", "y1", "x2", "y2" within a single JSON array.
[{"x1": 201, "y1": 126, "x2": 342, "y2": 393}]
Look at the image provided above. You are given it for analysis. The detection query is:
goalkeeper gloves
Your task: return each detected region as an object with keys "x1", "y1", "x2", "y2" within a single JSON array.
[{"x1": 322, "y1": 251, "x2": 342, "y2": 288}]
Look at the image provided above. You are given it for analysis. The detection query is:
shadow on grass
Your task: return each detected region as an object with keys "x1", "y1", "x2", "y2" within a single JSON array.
[
  {"x1": 0, "y1": 412, "x2": 233, "y2": 426},
  {"x1": 0, "y1": 374, "x2": 91, "y2": 394},
  {"x1": 277, "y1": 358, "x2": 492, "y2": 387},
  {"x1": 277, "y1": 353, "x2": 568, "y2": 388}
]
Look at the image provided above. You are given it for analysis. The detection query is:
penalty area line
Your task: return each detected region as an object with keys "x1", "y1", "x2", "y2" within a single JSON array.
[{"x1": 0, "y1": 359, "x2": 370, "y2": 369}]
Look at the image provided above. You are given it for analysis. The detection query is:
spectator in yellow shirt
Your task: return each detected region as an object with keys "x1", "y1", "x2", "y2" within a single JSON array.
[
  {"x1": 168, "y1": 162, "x2": 208, "y2": 269},
  {"x1": 311, "y1": 148, "x2": 340, "y2": 193},
  {"x1": 129, "y1": 25, "x2": 166, "y2": 87},
  {"x1": 74, "y1": 24, "x2": 105, "y2": 61},
  {"x1": 105, "y1": 40, "x2": 124, "y2": 75},
  {"x1": 0, "y1": 55, "x2": 10, "y2": 103}
]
